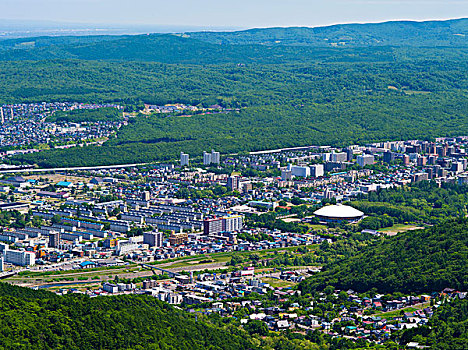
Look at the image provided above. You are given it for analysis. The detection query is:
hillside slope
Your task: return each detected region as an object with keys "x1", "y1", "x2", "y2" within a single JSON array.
[
  {"x1": 0, "y1": 18, "x2": 466, "y2": 63},
  {"x1": 0, "y1": 283, "x2": 254, "y2": 350},
  {"x1": 1, "y1": 19, "x2": 468, "y2": 167},
  {"x1": 299, "y1": 219, "x2": 468, "y2": 294},
  {"x1": 188, "y1": 18, "x2": 468, "y2": 46},
  {"x1": 8, "y1": 55, "x2": 468, "y2": 167}
]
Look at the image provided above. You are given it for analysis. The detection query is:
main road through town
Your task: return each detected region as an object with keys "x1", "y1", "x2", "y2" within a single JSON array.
[{"x1": 0, "y1": 163, "x2": 149, "y2": 173}]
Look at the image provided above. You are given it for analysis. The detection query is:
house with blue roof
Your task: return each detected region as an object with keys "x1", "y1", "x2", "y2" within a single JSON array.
[{"x1": 79, "y1": 261, "x2": 97, "y2": 269}]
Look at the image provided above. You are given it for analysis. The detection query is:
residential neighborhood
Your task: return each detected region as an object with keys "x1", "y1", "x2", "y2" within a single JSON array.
[{"x1": 0, "y1": 129, "x2": 466, "y2": 349}]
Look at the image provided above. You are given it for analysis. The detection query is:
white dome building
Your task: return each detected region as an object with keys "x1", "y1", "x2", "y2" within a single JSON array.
[{"x1": 313, "y1": 204, "x2": 364, "y2": 224}]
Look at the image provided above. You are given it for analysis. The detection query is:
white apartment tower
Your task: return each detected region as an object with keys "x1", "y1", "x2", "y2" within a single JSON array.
[
  {"x1": 211, "y1": 150, "x2": 220, "y2": 164},
  {"x1": 203, "y1": 151, "x2": 212, "y2": 165},
  {"x1": 357, "y1": 154, "x2": 375, "y2": 167},
  {"x1": 180, "y1": 152, "x2": 190, "y2": 166},
  {"x1": 203, "y1": 149, "x2": 220, "y2": 165}
]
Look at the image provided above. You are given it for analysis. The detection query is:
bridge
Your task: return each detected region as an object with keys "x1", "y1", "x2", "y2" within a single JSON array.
[
  {"x1": 0, "y1": 271, "x2": 17, "y2": 279},
  {"x1": 140, "y1": 264, "x2": 181, "y2": 278}
]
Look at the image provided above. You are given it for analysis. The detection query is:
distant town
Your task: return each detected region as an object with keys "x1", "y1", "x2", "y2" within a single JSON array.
[
  {"x1": 0, "y1": 102, "x2": 234, "y2": 167},
  {"x1": 0, "y1": 102, "x2": 125, "y2": 159}
]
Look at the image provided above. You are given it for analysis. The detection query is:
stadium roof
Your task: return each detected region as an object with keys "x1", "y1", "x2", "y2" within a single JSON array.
[{"x1": 313, "y1": 204, "x2": 364, "y2": 219}]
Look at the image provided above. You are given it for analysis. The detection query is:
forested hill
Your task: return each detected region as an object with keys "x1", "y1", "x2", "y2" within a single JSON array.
[
  {"x1": 2, "y1": 18, "x2": 468, "y2": 167},
  {"x1": 298, "y1": 219, "x2": 468, "y2": 294},
  {"x1": 8, "y1": 55, "x2": 468, "y2": 167},
  {"x1": 0, "y1": 282, "x2": 255, "y2": 350},
  {"x1": 187, "y1": 18, "x2": 468, "y2": 47},
  {"x1": 0, "y1": 18, "x2": 466, "y2": 63},
  {"x1": 0, "y1": 34, "x2": 254, "y2": 64}
]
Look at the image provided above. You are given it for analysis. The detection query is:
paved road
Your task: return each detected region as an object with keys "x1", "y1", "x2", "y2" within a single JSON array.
[
  {"x1": 249, "y1": 145, "x2": 318, "y2": 155},
  {"x1": 0, "y1": 163, "x2": 149, "y2": 173}
]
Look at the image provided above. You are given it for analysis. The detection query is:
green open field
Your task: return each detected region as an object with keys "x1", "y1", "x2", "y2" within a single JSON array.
[
  {"x1": 261, "y1": 277, "x2": 297, "y2": 288},
  {"x1": 378, "y1": 224, "x2": 424, "y2": 235}
]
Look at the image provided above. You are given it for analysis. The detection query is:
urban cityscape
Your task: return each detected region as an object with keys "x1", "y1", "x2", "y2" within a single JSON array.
[
  {"x1": 0, "y1": 125, "x2": 466, "y2": 347},
  {"x1": 0, "y1": 3, "x2": 467, "y2": 348}
]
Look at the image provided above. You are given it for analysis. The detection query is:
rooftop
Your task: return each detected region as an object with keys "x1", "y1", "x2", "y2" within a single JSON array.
[{"x1": 313, "y1": 204, "x2": 364, "y2": 219}]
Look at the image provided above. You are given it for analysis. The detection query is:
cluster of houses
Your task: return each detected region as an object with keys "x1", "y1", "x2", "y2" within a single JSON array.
[
  {"x1": 142, "y1": 103, "x2": 229, "y2": 115},
  {"x1": 0, "y1": 102, "x2": 124, "y2": 155},
  {"x1": 193, "y1": 285, "x2": 466, "y2": 345},
  {"x1": 57, "y1": 259, "x2": 465, "y2": 348}
]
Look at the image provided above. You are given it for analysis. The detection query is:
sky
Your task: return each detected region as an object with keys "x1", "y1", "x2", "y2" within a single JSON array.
[{"x1": 1, "y1": 0, "x2": 468, "y2": 30}]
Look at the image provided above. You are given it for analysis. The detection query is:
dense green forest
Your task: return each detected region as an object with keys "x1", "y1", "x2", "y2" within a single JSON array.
[
  {"x1": 0, "y1": 280, "x2": 465, "y2": 350},
  {"x1": 0, "y1": 19, "x2": 464, "y2": 167},
  {"x1": 187, "y1": 18, "x2": 468, "y2": 46},
  {"x1": 5, "y1": 52, "x2": 468, "y2": 166},
  {"x1": 0, "y1": 282, "x2": 254, "y2": 350},
  {"x1": 1, "y1": 18, "x2": 467, "y2": 56},
  {"x1": 352, "y1": 181, "x2": 468, "y2": 229},
  {"x1": 298, "y1": 218, "x2": 468, "y2": 294}
]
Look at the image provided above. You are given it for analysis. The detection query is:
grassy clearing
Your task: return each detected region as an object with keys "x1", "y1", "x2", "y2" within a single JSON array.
[
  {"x1": 261, "y1": 277, "x2": 297, "y2": 288},
  {"x1": 305, "y1": 224, "x2": 328, "y2": 230},
  {"x1": 378, "y1": 224, "x2": 424, "y2": 234}
]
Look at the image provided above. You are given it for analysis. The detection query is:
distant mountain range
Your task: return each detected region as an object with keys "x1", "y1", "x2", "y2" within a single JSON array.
[
  {"x1": 0, "y1": 18, "x2": 465, "y2": 64},
  {"x1": 3, "y1": 18, "x2": 468, "y2": 169},
  {"x1": 187, "y1": 18, "x2": 468, "y2": 46}
]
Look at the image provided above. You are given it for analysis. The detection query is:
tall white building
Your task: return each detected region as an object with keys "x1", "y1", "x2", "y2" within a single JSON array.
[
  {"x1": 289, "y1": 165, "x2": 310, "y2": 178},
  {"x1": 4, "y1": 249, "x2": 35, "y2": 266},
  {"x1": 310, "y1": 164, "x2": 324, "y2": 177},
  {"x1": 203, "y1": 150, "x2": 220, "y2": 165},
  {"x1": 203, "y1": 215, "x2": 244, "y2": 235},
  {"x1": 116, "y1": 241, "x2": 139, "y2": 255},
  {"x1": 222, "y1": 215, "x2": 243, "y2": 232},
  {"x1": 357, "y1": 154, "x2": 375, "y2": 167},
  {"x1": 203, "y1": 151, "x2": 212, "y2": 165},
  {"x1": 331, "y1": 152, "x2": 347, "y2": 163},
  {"x1": 211, "y1": 150, "x2": 220, "y2": 164},
  {"x1": 180, "y1": 152, "x2": 190, "y2": 166}
]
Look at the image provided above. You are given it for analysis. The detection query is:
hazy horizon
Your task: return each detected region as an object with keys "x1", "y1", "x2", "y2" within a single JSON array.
[
  {"x1": 1, "y1": 0, "x2": 468, "y2": 31},
  {"x1": 1, "y1": 16, "x2": 467, "y2": 30},
  {"x1": 0, "y1": 16, "x2": 466, "y2": 40}
]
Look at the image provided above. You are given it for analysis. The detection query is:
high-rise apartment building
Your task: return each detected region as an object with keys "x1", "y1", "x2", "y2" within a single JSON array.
[
  {"x1": 356, "y1": 154, "x2": 375, "y2": 167},
  {"x1": 180, "y1": 152, "x2": 190, "y2": 166},
  {"x1": 49, "y1": 231, "x2": 61, "y2": 248},
  {"x1": 211, "y1": 150, "x2": 220, "y2": 164},
  {"x1": 227, "y1": 176, "x2": 239, "y2": 191},
  {"x1": 143, "y1": 231, "x2": 164, "y2": 248},
  {"x1": 203, "y1": 215, "x2": 244, "y2": 235},
  {"x1": 203, "y1": 150, "x2": 220, "y2": 165},
  {"x1": 310, "y1": 164, "x2": 324, "y2": 178},
  {"x1": 203, "y1": 151, "x2": 212, "y2": 165}
]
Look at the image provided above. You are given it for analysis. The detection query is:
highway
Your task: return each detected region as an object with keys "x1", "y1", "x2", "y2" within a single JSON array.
[
  {"x1": 249, "y1": 145, "x2": 319, "y2": 155},
  {"x1": 0, "y1": 163, "x2": 149, "y2": 173}
]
